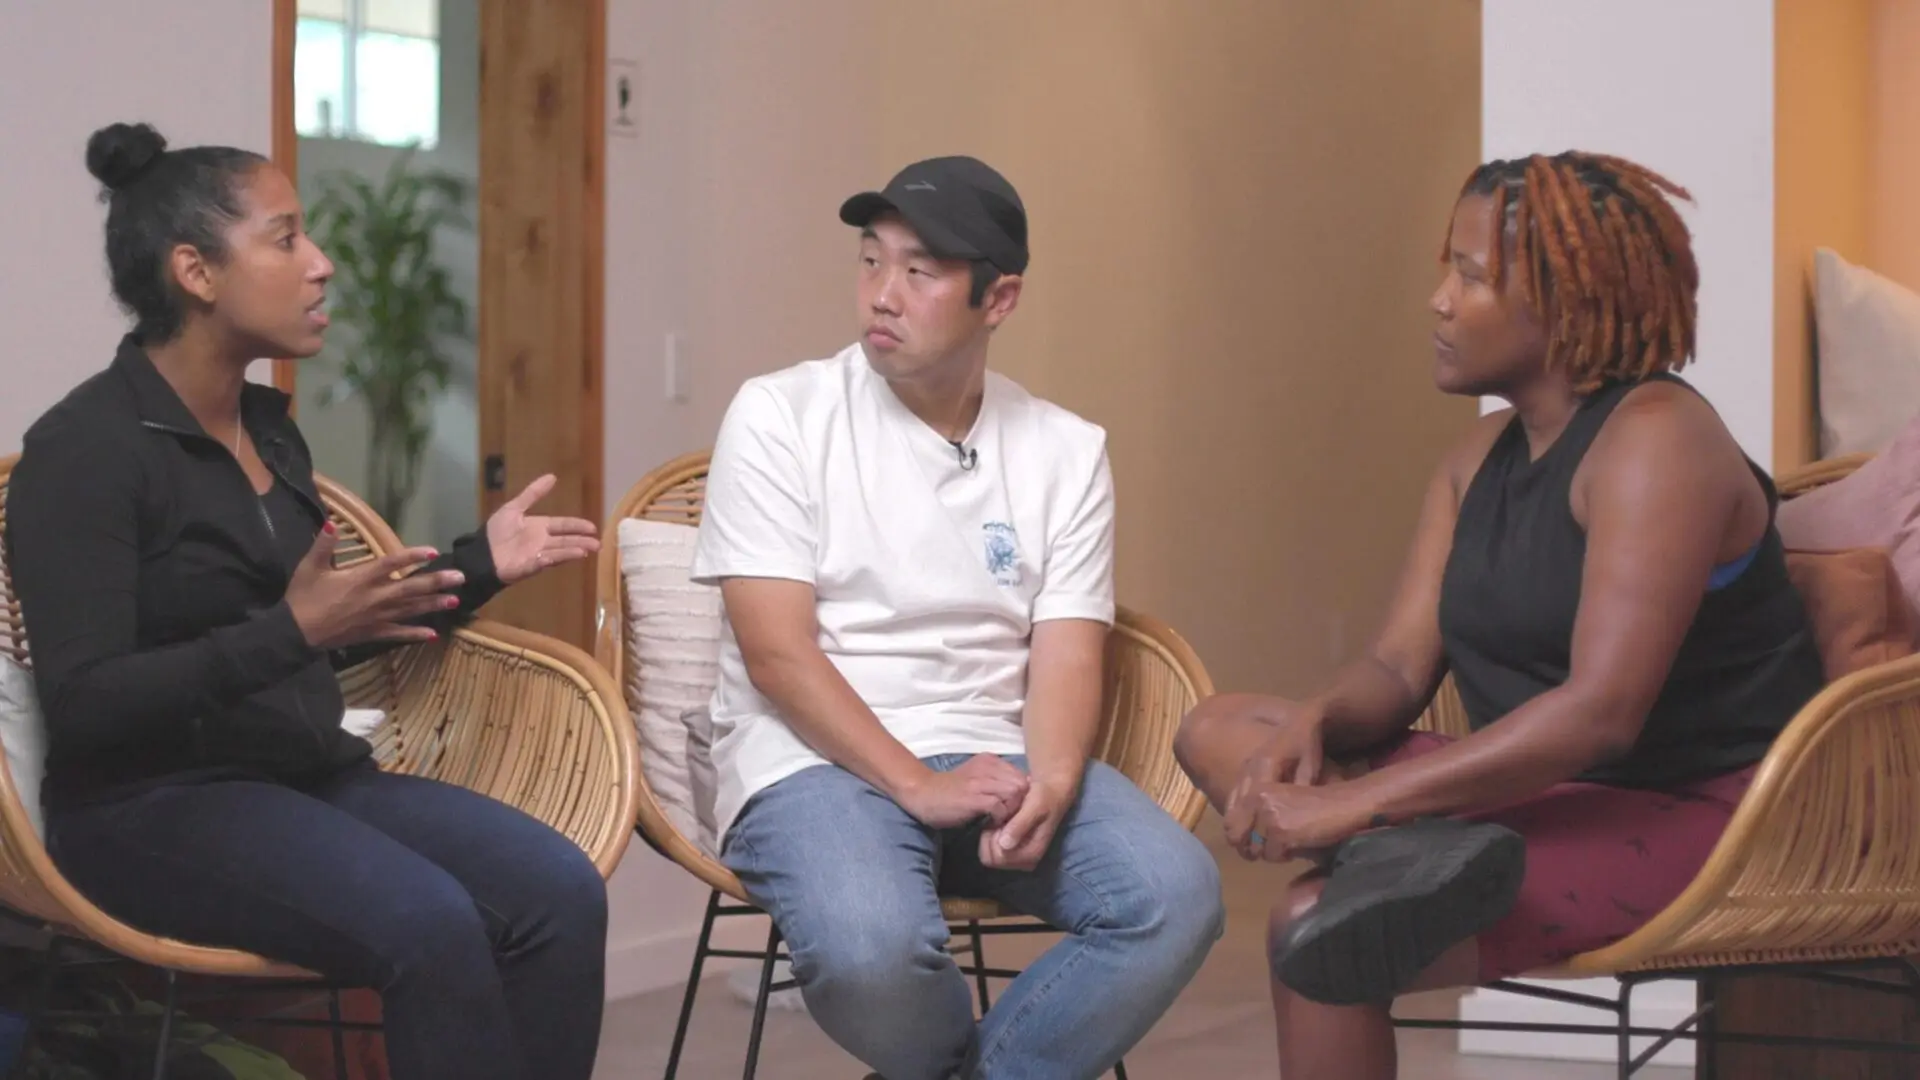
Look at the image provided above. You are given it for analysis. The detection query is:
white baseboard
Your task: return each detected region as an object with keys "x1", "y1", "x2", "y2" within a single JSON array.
[
  {"x1": 1458, "y1": 977, "x2": 1697, "y2": 1068},
  {"x1": 605, "y1": 909, "x2": 774, "y2": 1002}
]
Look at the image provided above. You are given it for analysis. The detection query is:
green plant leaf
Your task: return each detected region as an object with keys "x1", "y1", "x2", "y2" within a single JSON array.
[{"x1": 307, "y1": 148, "x2": 473, "y2": 526}]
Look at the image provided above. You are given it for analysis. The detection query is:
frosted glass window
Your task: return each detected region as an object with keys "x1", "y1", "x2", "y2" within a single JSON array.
[
  {"x1": 292, "y1": 0, "x2": 440, "y2": 149},
  {"x1": 364, "y1": 0, "x2": 436, "y2": 37},
  {"x1": 356, "y1": 32, "x2": 441, "y2": 148},
  {"x1": 294, "y1": 18, "x2": 347, "y2": 139}
]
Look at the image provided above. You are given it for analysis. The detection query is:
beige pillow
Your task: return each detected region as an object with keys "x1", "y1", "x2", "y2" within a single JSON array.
[
  {"x1": 617, "y1": 518, "x2": 725, "y2": 859},
  {"x1": 1814, "y1": 247, "x2": 1920, "y2": 457}
]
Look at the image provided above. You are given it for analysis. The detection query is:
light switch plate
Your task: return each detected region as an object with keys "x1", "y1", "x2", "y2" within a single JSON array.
[{"x1": 665, "y1": 332, "x2": 689, "y2": 403}]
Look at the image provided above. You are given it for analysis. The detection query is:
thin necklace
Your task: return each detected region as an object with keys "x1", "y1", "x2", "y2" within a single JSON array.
[{"x1": 238, "y1": 419, "x2": 280, "y2": 539}]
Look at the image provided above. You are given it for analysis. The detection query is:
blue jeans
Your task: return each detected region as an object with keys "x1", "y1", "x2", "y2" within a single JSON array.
[
  {"x1": 723, "y1": 754, "x2": 1225, "y2": 1080},
  {"x1": 47, "y1": 761, "x2": 608, "y2": 1080}
]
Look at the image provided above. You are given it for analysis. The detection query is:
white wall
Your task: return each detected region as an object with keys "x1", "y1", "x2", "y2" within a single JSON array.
[
  {"x1": 1479, "y1": 0, "x2": 1776, "y2": 469},
  {"x1": 600, "y1": 0, "x2": 879, "y2": 507},
  {"x1": 0, "y1": 1, "x2": 275, "y2": 452},
  {"x1": 1465, "y1": 0, "x2": 1777, "y2": 1066}
]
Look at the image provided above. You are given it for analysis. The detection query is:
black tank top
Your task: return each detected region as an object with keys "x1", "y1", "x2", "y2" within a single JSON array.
[{"x1": 1437, "y1": 374, "x2": 1826, "y2": 788}]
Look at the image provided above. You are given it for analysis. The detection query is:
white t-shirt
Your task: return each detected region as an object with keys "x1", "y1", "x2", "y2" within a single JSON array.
[{"x1": 690, "y1": 343, "x2": 1116, "y2": 841}]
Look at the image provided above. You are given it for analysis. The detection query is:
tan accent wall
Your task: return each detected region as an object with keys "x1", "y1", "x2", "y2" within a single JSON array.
[
  {"x1": 1772, "y1": 0, "x2": 1920, "y2": 471},
  {"x1": 604, "y1": 0, "x2": 1484, "y2": 695},
  {"x1": 1773, "y1": 0, "x2": 1873, "y2": 473},
  {"x1": 899, "y1": 3, "x2": 1486, "y2": 695},
  {"x1": 1870, "y1": 0, "x2": 1920, "y2": 295}
]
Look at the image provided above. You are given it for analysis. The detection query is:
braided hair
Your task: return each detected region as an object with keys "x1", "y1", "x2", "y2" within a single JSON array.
[{"x1": 1444, "y1": 152, "x2": 1700, "y2": 392}]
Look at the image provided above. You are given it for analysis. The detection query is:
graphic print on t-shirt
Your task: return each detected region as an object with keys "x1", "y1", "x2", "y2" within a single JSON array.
[{"x1": 983, "y1": 521, "x2": 1022, "y2": 586}]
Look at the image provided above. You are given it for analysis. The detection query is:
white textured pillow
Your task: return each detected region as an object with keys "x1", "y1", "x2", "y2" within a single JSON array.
[
  {"x1": 341, "y1": 708, "x2": 387, "y2": 739},
  {"x1": 617, "y1": 518, "x2": 725, "y2": 859},
  {"x1": 0, "y1": 658, "x2": 47, "y2": 842},
  {"x1": 683, "y1": 704, "x2": 721, "y2": 850},
  {"x1": 1815, "y1": 247, "x2": 1920, "y2": 457}
]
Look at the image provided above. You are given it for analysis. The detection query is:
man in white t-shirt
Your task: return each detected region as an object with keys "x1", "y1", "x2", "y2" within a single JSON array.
[{"x1": 691, "y1": 156, "x2": 1223, "y2": 1080}]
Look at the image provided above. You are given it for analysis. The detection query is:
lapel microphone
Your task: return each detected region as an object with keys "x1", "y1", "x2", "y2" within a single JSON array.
[{"x1": 949, "y1": 439, "x2": 979, "y2": 471}]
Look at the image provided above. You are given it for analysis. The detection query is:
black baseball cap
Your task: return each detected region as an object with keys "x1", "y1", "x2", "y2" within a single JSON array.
[{"x1": 838, "y1": 156, "x2": 1029, "y2": 275}]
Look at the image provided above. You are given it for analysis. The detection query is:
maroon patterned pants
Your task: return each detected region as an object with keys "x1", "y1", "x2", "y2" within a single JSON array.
[{"x1": 1368, "y1": 732, "x2": 1756, "y2": 979}]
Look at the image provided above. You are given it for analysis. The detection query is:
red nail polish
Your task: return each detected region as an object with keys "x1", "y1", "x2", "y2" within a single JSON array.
[{"x1": 323, "y1": 522, "x2": 336, "y2": 535}]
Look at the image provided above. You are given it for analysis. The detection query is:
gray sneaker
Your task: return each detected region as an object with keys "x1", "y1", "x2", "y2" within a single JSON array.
[{"x1": 1273, "y1": 817, "x2": 1526, "y2": 1005}]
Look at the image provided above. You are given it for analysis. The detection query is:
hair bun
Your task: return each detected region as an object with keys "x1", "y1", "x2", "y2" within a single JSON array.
[{"x1": 86, "y1": 122, "x2": 168, "y2": 191}]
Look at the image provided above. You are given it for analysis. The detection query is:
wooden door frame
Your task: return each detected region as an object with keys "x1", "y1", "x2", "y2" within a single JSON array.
[
  {"x1": 271, "y1": 0, "x2": 299, "y2": 397},
  {"x1": 269, "y1": 0, "x2": 607, "y2": 647}
]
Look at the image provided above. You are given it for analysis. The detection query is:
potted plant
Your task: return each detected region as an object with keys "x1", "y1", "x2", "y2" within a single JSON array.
[{"x1": 306, "y1": 146, "x2": 473, "y2": 529}]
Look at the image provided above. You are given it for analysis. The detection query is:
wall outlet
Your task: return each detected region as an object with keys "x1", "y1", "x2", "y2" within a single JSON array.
[{"x1": 664, "y1": 332, "x2": 689, "y2": 403}]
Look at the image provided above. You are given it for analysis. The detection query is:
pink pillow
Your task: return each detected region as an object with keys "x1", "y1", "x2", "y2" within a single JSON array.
[{"x1": 1776, "y1": 417, "x2": 1920, "y2": 634}]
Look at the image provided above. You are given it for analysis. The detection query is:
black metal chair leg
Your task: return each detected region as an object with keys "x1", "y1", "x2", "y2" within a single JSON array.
[
  {"x1": 968, "y1": 921, "x2": 992, "y2": 1015},
  {"x1": 1616, "y1": 978, "x2": 1637, "y2": 1080},
  {"x1": 328, "y1": 989, "x2": 349, "y2": 1080},
  {"x1": 742, "y1": 921, "x2": 781, "y2": 1080},
  {"x1": 1113, "y1": 1057, "x2": 1129, "y2": 1079},
  {"x1": 1901, "y1": 956, "x2": 1920, "y2": 991},
  {"x1": 1695, "y1": 975, "x2": 1718, "y2": 1080},
  {"x1": 665, "y1": 891, "x2": 723, "y2": 1080},
  {"x1": 151, "y1": 969, "x2": 178, "y2": 1080}
]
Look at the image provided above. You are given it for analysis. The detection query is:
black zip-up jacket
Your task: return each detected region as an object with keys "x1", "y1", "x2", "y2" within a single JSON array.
[{"x1": 5, "y1": 337, "x2": 504, "y2": 809}]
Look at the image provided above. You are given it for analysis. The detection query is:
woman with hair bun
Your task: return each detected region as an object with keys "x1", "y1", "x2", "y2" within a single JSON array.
[{"x1": 5, "y1": 122, "x2": 609, "y2": 1080}]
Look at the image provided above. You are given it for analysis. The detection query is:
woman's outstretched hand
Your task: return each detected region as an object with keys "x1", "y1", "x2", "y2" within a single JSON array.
[
  {"x1": 286, "y1": 528, "x2": 459, "y2": 649},
  {"x1": 486, "y1": 474, "x2": 602, "y2": 584}
]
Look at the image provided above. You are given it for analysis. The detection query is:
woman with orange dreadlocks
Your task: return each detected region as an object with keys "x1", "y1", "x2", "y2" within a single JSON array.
[{"x1": 1174, "y1": 151, "x2": 1827, "y2": 1078}]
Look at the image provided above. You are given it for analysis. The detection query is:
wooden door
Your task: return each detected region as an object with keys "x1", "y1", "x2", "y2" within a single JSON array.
[{"x1": 474, "y1": 0, "x2": 607, "y2": 650}]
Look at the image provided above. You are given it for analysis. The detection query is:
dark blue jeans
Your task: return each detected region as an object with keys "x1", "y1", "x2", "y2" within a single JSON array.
[{"x1": 46, "y1": 761, "x2": 608, "y2": 1080}]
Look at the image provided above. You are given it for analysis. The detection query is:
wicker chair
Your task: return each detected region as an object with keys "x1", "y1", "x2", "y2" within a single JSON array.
[
  {"x1": 1398, "y1": 451, "x2": 1920, "y2": 1075},
  {"x1": 595, "y1": 450, "x2": 1214, "y2": 1080},
  {"x1": 0, "y1": 453, "x2": 641, "y2": 1077}
]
